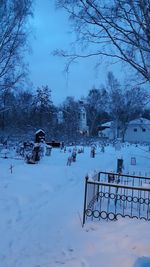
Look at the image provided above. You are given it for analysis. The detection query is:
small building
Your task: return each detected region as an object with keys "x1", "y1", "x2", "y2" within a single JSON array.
[
  {"x1": 124, "y1": 118, "x2": 150, "y2": 143},
  {"x1": 35, "y1": 129, "x2": 45, "y2": 143},
  {"x1": 98, "y1": 121, "x2": 114, "y2": 139},
  {"x1": 98, "y1": 118, "x2": 150, "y2": 143},
  {"x1": 57, "y1": 110, "x2": 64, "y2": 124}
]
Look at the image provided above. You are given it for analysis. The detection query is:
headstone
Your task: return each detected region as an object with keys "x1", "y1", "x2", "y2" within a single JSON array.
[
  {"x1": 117, "y1": 158, "x2": 123, "y2": 173},
  {"x1": 131, "y1": 157, "x2": 136, "y2": 165},
  {"x1": 32, "y1": 145, "x2": 40, "y2": 161},
  {"x1": 45, "y1": 146, "x2": 52, "y2": 156},
  {"x1": 115, "y1": 138, "x2": 122, "y2": 151}
]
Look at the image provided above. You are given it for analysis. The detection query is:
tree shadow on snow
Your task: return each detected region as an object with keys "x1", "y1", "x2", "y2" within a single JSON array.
[{"x1": 134, "y1": 257, "x2": 150, "y2": 267}]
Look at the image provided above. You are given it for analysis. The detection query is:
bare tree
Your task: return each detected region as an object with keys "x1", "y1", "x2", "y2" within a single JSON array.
[
  {"x1": 32, "y1": 85, "x2": 54, "y2": 129},
  {"x1": 108, "y1": 72, "x2": 149, "y2": 140},
  {"x1": 62, "y1": 96, "x2": 80, "y2": 140},
  {"x1": 86, "y1": 87, "x2": 109, "y2": 135},
  {"x1": 0, "y1": 0, "x2": 32, "y2": 90},
  {"x1": 55, "y1": 0, "x2": 150, "y2": 82}
]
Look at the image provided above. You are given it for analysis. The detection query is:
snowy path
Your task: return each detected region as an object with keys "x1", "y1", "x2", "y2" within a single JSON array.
[{"x1": 0, "y1": 145, "x2": 150, "y2": 267}]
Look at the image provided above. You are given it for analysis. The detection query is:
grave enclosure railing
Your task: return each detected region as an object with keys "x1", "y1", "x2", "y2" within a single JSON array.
[{"x1": 82, "y1": 171, "x2": 150, "y2": 226}]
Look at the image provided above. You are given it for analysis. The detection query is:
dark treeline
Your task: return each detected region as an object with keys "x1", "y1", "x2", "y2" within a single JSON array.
[{"x1": 0, "y1": 72, "x2": 149, "y2": 142}]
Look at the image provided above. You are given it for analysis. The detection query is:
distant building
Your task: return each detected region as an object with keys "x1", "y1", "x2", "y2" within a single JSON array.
[
  {"x1": 98, "y1": 121, "x2": 114, "y2": 139},
  {"x1": 78, "y1": 101, "x2": 89, "y2": 135},
  {"x1": 98, "y1": 118, "x2": 150, "y2": 143},
  {"x1": 124, "y1": 118, "x2": 150, "y2": 143},
  {"x1": 57, "y1": 110, "x2": 64, "y2": 124}
]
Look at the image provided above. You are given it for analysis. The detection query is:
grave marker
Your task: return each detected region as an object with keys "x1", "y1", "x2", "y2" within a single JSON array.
[{"x1": 131, "y1": 157, "x2": 136, "y2": 165}]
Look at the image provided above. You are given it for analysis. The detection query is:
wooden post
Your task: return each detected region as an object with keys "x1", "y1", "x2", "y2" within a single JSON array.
[
  {"x1": 82, "y1": 176, "x2": 88, "y2": 227},
  {"x1": 9, "y1": 164, "x2": 14, "y2": 174},
  {"x1": 97, "y1": 172, "x2": 100, "y2": 201}
]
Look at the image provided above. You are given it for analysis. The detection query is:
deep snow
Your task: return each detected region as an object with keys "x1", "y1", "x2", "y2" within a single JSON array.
[{"x1": 0, "y1": 143, "x2": 150, "y2": 267}]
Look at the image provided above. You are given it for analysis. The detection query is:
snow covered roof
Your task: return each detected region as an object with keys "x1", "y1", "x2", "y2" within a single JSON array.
[
  {"x1": 101, "y1": 121, "x2": 112, "y2": 127},
  {"x1": 35, "y1": 129, "x2": 45, "y2": 134},
  {"x1": 128, "y1": 118, "x2": 150, "y2": 125}
]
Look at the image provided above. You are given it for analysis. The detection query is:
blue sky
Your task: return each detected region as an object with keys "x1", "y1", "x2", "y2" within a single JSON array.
[{"x1": 27, "y1": 0, "x2": 125, "y2": 105}]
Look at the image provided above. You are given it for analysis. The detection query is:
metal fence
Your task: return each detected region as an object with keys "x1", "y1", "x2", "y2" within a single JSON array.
[{"x1": 83, "y1": 172, "x2": 150, "y2": 226}]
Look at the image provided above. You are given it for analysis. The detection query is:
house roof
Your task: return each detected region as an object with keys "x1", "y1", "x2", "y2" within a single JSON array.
[
  {"x1": 128, "y1": 118, "x2": 150, "y2": 125},
  {"x1": 35, "y1": 129, "x2": 45, "y2": 134},
  {"x1": 101, "y1": 121, "x2": 112, "y2": 127}
]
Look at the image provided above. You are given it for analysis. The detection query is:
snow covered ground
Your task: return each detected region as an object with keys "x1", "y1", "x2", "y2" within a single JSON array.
[{"x1": 0, "y1": 143, "x2": 150, "y2": 267}]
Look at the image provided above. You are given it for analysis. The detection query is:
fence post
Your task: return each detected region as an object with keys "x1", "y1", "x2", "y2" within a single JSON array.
[
  {"x1": 96, "y1": 172, "x2": 100, "y2": 201},
  {"x1": 82, "y1": 176, "x2": 88, "y2": 227}
]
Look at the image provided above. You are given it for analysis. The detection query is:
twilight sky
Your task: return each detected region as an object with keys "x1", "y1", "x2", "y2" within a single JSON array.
[{"x1": 27, "y1": 0, "x2": 125, "y2": 105}]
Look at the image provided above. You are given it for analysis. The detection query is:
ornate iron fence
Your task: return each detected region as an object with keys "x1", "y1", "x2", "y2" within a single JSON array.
[{"x1": 82, "y1": 172, "x2": 150, "y2": 226}]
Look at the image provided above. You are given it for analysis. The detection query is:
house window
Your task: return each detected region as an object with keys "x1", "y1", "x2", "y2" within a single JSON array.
[
  {"x1": 134, "y1": 128, "x2": 137, "y2": 132},
  {"x1": 82, "y1": 113, "x2": 85, "y2": 119},
  {"x1": 142, "y1": 128, "x2": 146, "y2": 132}
]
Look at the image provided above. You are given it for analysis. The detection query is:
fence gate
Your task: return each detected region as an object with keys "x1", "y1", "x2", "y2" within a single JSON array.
[{"x1": 83, "y1": 172, "x2": 150, "y2": 226}]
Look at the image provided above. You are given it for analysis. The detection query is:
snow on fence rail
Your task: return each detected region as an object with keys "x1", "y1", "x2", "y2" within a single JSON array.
[{"x1": 82, "y1": 172, "x2": 150, "y2": 226}]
